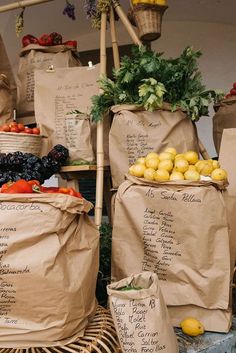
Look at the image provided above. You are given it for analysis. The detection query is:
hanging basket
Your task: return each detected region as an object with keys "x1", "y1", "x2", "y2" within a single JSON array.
[
  {"x1": 133, "y1": 3, "x2": 168, "y2": 41},
  {"x1": 0, "y1": 132, "x2": 42, "y2": 156}
]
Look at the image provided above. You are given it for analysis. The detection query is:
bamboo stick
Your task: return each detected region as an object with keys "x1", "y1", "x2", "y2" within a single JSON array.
[
  {"x1": 0, "y1": 0, "x2": 54, "y2": 13},
  {"x1": 109, "y1": 5, "x2": 120, "y2": 70},
  {"x1": 112, "y1": 0, "x2": 142, "y2": 45},
  {"x1": 95, "y1": 11, "x2": 107, "y2": 228},
  {"x1": 198, "y1": 139, "x2": 210, "y2": 160}
]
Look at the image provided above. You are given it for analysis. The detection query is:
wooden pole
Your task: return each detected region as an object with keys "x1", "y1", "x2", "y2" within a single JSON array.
[
  {"x1": 199, "y1": 139, "x2": 210, "y2": 160},
  {"x1": 0, "y1": 0, "x2": 54, "y2": 13},
  {"x1": 109, "y1": 5, "x2": 120, "y2": 70},
  {"x1": 112, "y1": 0, "x2": 142, "y2": 45},
  {"x1": 95, "y1": 11, "x2": 107, "y2": 228}
]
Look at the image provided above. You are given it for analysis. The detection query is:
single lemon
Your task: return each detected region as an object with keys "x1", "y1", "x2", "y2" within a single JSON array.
[
  {"x1": 212, "y1": 160, "x2": 220, "y2": 170},
  {"x1": 174, "y1": 158, "x2": 189, "y2": 173},
  {"x1": 164, "y1": 147, "x2": 177, "y2": 157},
  {"x1": 144, "y1": 168, "x2": 156, "y2": 181},
  {"x1": 184, "y1": 150, "x2": 199, "y2": 165},
  {"x1": 146, "y1": 152, "x2": 159, "y2": 160},
  {"x1": 188, "y1": 165, "x2": 197, "y2": 171},
  {"x1": 154, "y1": 169, "x2": 170, "y2": 181},
  {"x1": 131, "y1": 164, "x2": 146, "y2": 178},
  {"x1": 184, "y1": 170, "x2": 200, "y2": 181},
  {"x1": 211, "y1": 168, "x2": 227, "y2": 181},
  {"x1": 135, "y1": 157, "x2": 146, "y2": 165},
  {"x1": 158, "y1": 159, "x2": 173, "y2": 172},
  {"x1": 146, "y1": 158, "x2": 159, "y2": 170},
  {"x1": 129, "y1": 165, "x2": 135, "y2": 176},
  {"x1": 175, "y1": 153, "x2": 186, "y2": 160},
  {"x1": 180, "y1": 317, "x2": 205, "y2": 337},
  {"x1": 170, "y1": 171, "x2": 184, "y2": 181},
  {"x1": 197, "y1": 161, "x2": 213, "y2": 176},
  {"x1": 159, "y1": 152, "x2": 175, "y2": 161}
]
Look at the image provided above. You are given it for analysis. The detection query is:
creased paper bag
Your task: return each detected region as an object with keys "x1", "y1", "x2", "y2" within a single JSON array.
[
  {"x1": 109, "y1": 104, "x2": 200, "y2": 189},
  {"x1": 111, "y1": 175, "x2": 231, "y2": 332},
  {"x1": 16, "y1": 44, "x2": 81, "y2": 120},
  {"x1": 35, "y1": 65, "x2": 100, "y2": 160},
  {"x1": 0, "y1": 74, "x2": 13, "y2": 125},
  {"x1": 107, "y1": 272, "x2": 179, "y2": 353},
  {"x1": 0, "y1": 193, "x2": 99, "y2": 347}
]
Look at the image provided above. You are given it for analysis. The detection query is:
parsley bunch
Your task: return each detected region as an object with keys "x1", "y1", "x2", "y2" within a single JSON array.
[{"x1": 90, "y1": 45, "x2": 224, "y2": 122}]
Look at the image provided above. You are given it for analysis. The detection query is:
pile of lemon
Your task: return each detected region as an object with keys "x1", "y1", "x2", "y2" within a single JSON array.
[{"x1": 129, "y1": 147, "x2": 227, "y2": 182}]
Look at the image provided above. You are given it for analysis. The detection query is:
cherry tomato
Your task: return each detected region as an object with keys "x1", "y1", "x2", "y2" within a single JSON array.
[
  {"x1": 25, "y1": 127, "x2": 33, "y2": 134},
  {"x1": 2, "y1": 125, "x2": 10, "y2": 132},
  {"x1": 32, "y1": 127, "x2": 40, "y2": 135},
  {"x1": 17, "y1": 123, "x2": 25, "y2": 131},
  {"x1": 230, "y1": 88, "x2": 236, "y2": 96},
  {"x1": 10, "y1": 126, "x2": 20, "y2": 133}
]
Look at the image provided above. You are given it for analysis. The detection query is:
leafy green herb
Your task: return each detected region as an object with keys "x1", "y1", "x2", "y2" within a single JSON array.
[{"x1": 90, "y1": 45, "x2": 224, "y2": 122}]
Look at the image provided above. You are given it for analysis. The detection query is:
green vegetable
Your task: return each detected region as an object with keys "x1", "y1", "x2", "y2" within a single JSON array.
[
  {"x1": 118, "y1": 285, "x2": 143, "y2": 291},
  {"x1": 90, "y1": 45, "x2": 224, "y2": 122}
]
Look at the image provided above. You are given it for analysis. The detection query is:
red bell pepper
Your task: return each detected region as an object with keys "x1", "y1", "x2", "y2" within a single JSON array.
[
  {"x1": 22, "y1": 34, "x2": 39, "y2": 47},
  {"x1": 2, "y1": 179, "x2": 33, "y2": 194},
  {"x1": 50, "y1": 32, "x2": 63, "y2": 45},
  {"x1": 63, "y1": 40, "x2": 77, "y2": 48},
  {"x1": 38, "y1": 34, "x2": 53, "y2": 46}
]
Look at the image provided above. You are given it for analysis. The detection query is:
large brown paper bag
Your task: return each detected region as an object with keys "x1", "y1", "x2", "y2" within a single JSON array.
[
  {"x1": 213, "y1": 98, "x2": 236, "y2": 155},
  {"x1": 107, "y1": 272, "x2": 179, "y2": 353},
  {"x1": 16, "y1": 44, "x2": 81, "y2": 120},
  {"x1": 35, "y1": 65, "x2": 100, "y2": 159},
  {"x1": 112, "y1": 175, "x2": 231, "y2": 332},
  {"x1": 0, "y1": 74, "x2": 13, "y2": 125},
  {"x1": 109, "y1": 104, "x2": 200, "y2": 189},
  {"x1": 0, "y1": 193, "x2": 99, "y2": 347}
]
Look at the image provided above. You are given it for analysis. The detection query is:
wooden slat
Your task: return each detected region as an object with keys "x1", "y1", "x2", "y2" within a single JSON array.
[{"x1": 60, "y1": 165, "x2": 97, "y2": 173}]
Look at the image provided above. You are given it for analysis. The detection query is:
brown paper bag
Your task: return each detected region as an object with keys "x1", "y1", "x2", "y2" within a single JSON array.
[
  {"x1": 34, "y1": 65, "x2": 100, "y2": 160},
  {"x1": 111, "y1": 175, "x2": 231, "y2": 332},
  {"x1": 213, "y1": 97, "x2": 236, "y2": 155},
  {"x1": 109, "y1": 104, "x2": 200, "y2": 189},
  {"x1": 0, "y1": 74, "x2": 13, "y2": 125},
  {"x1": 16, "y1": 44, "x2": 81, "y2": 119},
  {"x1": 0, "y1": 193, "x2": 99, "y2": 347},
  {"x1": 107, "y1": 272, "x2": 179, "y2": 353}
]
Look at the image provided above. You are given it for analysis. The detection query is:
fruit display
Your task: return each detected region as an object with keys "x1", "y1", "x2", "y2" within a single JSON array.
[
  {"x1": 22, "y1": 32, "x2": 77, "y2": 48},
  {"x1": 0, "y1": 121, "x2": 40, "y2": 134},
  {"x1": 0, "y1": 144, "x2": 69, "y2": 186},
  {"x1": 180, "y1": 317, "x2": 205, "y2": 337},
  {"x1": 225, "y1": 82, "x2": 236, "y2": 99},
  {"x1": 129, "y1": 147, "x2": 227, "y2": 182}
]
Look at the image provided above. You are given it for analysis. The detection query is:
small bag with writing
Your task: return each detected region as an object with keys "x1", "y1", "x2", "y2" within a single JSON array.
[
  {"x1": 107, "y1": 271, "x2": 179, "y2": 353},
  {"x1": 0, "y1": 74, "x2": 13, "y2": 125}
]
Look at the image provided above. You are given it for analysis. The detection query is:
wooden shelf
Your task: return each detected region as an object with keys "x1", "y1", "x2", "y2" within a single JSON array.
[{"x1": 60, "y1": 165, "x2": 97, "y2": 173}]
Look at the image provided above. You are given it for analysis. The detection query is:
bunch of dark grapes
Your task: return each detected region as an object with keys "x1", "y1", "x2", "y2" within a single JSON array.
[
  {"x1": 0, "y1": 145, "x2": 69, "y2": 186},
  {"x1": 63, "y1": 0, "x2": 76, "y2": 20}
]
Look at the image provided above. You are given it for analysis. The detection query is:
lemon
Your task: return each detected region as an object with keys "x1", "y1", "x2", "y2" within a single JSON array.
[
  {"x1": 146, "y1": 158, "x2": 159, "y2": 170},
  {"x1": 144, "y1": 168, "x2": 156, "y2": 181},
  {"x1": 131, "y1": 164, "x2": 146, "y2": 178},
  {"x1": 175, "y1": 153, "x2": 185, "y2": 160},
  {"x1": 164, "y1": 147, "x2": 177, "y2": 157},
  {"x1": 184, "y1": 170, "x2": 200, "y2": 181},
  {"x1": 174, "y1": 158, "x2": 189, "y2": 173},
  {"x1": 158, "y1": 159, "x2": 173, "y2": 172},
  {"x1": 129, "y1": 165, "x2": 135, "y2": 176},
  {"x1": 154, "y1": 169, "x2": 170, "y2": 182},
  {"x1": 211, "y1": 160, "x2": 220, "y2": 170},
  {"x1": 170, "y1": 171, "x2": 184, "y2": 181},
  {"x1": 197, "y1": 161, "x2": 213, "y2": 176},
  {"x1": 184, "y1": 150, "x2": 199, "y2": 165},
  {"x1": 159, "y1": 152, "x2": 175, "y2": 161},
  {"x1": 136, "y1": 157, "x2": 146, "y2": 165},
  {"x1": 188, "y1": 165, "x2": 197, "y2": 171},
  {"x1": 146, "y1": 152, "x2": 159, "y2": 160},
  {"x1": 180, "y1": 317, "x2": 205, "y2": 337},
  {"x1": 211, "y1": 168, "x2": 227, "y2": 181}
]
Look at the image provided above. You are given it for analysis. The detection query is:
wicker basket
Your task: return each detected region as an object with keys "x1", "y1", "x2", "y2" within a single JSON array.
[
  {"x1": 133, "y1": 3, "x2": 168, "y2": 41},
  {"x1": 0, "y1": 132, "x2": 42, "y2": 156}
]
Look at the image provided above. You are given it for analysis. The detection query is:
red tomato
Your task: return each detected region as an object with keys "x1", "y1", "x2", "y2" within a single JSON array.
[
  {"x1": 9, "y1": 121, "x2": 18, "y2": 128},
  {"x1": 230, "y1": 88, "x2": 236, "y2": 96},
  {"x1": 17, "y1": 123, "x2": 25, "y2": 131},
  {"x1": 25, "y1": 127, "x2": 33, "y2": 134},
  {"x1": 233, "y1": 83, "x2": 236, "y2": 89},
  {"x1": 10, "y1": 126, "x2": 20, "y2": 133},
  {"x1": 32, "y1": 127, "x2": 40, "y2": 135},
  {"x1": 2, "y1": 124, "x2": 10, "y2": 132}
]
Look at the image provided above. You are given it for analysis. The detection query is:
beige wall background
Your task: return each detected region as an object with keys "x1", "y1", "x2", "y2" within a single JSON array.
[{"x1": 0, "y1": 0, "x2": 235, "y2": 157}]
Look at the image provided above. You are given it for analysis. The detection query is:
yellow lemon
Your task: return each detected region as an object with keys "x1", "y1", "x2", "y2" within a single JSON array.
[
  {"x1": 197, "y1": 161, "x2": 213, "y2": 176},
  {"x1": 159, "y1": 152, "x2": 175, "y2": 161},
  {"x1": 164, "y1": 147, "x2": 177, "y2": 157},
  {"x1": 129, "y1": 165, "x2": 135, "y2": 176},
  {"x1": 135, "y1": 157, "x2": 146, "y2": 165},
  {"x1": 175, "y1": 153, "x2": 186, "y2": 160},
  {"x1": 145, "y1": 158, "x2": 159, "y2": 170},
  {"x1": 184, "y1": 170, "x2": 200, "y2": 181},
  {"x1": 184, "y1": 150, "x2": 199, "y2": 165},
  {"x1": 170, "y1": 171, "x2": 184, "y2": 181},
  {"x1": 212, "y1": 160, "x2": 220, "y2": 170},
  {"x1": 154, "y1": 169, "x2": 170, "y2": 182},
  {"x1": 180, "y1": 317, "x2": 205, "y2": 337},
  {"x1": 195, "y1": 160, "x2": 205, "y2": 170},
  {"x1": 146, "y1": 152, "x2": 159, "y2": 160},
  {"x1": 174, "y1": 158, "x2": 189, "y2": 173},
  {"x1": 131, "y1": 164, "x2": 146, "y2": 178},
  {"x1": 158, "y1": 159, "x2": 173, "y2": 172},
  {"x1": 144, "y1": 168, "x2": 156, "y2": 181},
  {"x1": 188, "y1": 165, "x2": 197, "y2": 171},
  {"x1": 211, "y1": 168, "x2": 227, "y2": 181}
]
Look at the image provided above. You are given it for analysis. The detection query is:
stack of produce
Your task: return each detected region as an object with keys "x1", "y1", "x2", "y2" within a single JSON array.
[
  {"x1": 0, "y1": 121, "x2": 40, "y2": 134},
  {"x1": 22, "y1": 32, "x2": 77, "y2": 48}
]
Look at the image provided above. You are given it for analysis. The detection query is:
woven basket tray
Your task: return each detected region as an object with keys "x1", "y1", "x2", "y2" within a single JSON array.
[
  {"x1": 0, "y1": 132, "x2": 42, "y2": 156},
  {"x1": 133, "y1": 3, "x2": 168, "y2": 41}
]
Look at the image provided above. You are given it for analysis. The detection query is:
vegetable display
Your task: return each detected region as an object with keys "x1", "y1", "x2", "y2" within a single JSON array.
[
  {"x1": 0, "y1": 121, "x2": 40, "y2": 135},
  {"x1": 90, "y1": 46, "x2": 224, "y2": 122},
  {"x1": 22, "y1": 32, "x2": 77, "y2": 48}
]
